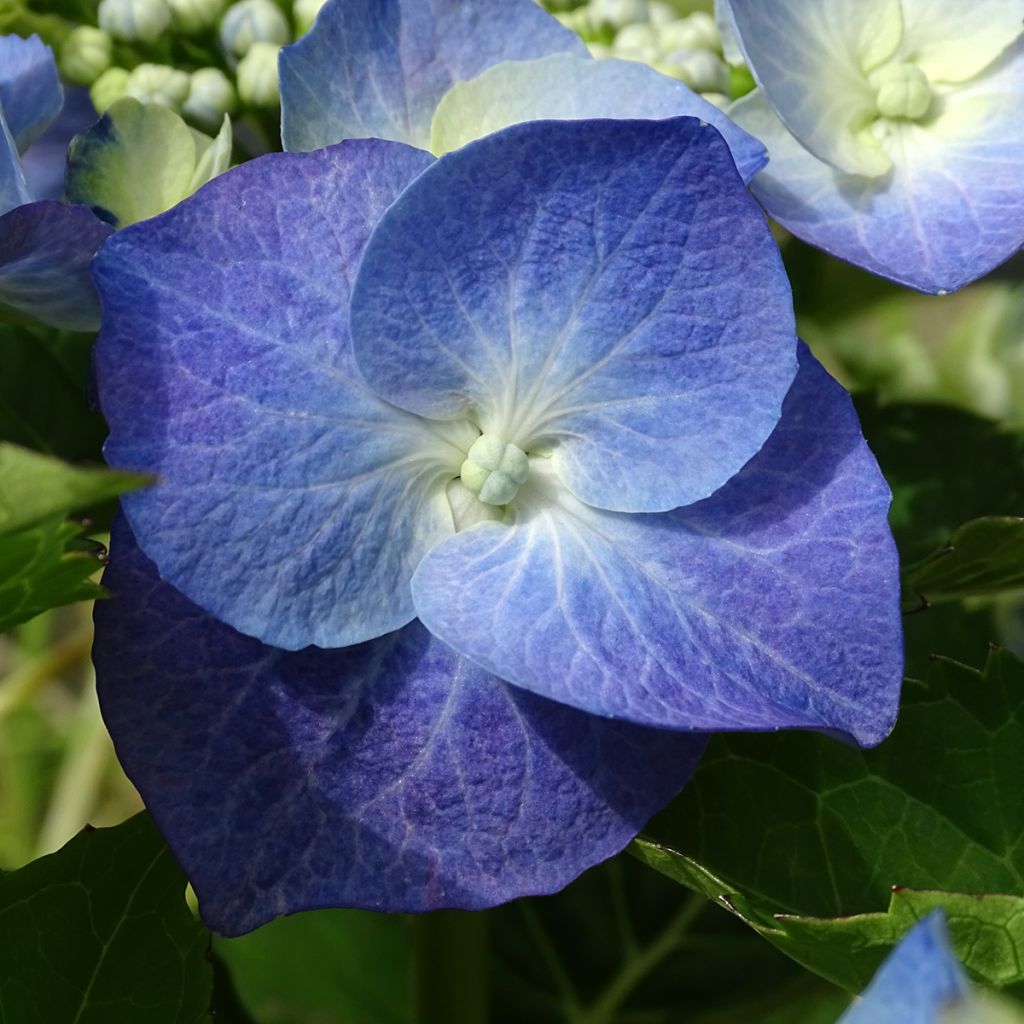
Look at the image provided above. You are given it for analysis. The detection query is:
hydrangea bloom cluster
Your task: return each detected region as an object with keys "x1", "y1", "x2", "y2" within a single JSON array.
[
  {"x1": 91, "y1": 103, "x2": 902, "y2": 934},
  {"x1": 721, "y1": 0, "x2": 1024, "y2": 293},
  {"x1": 0, "y1": 34, "x2": 111, "y2": 329}
]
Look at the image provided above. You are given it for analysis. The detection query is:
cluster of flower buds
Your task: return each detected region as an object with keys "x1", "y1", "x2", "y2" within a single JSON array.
[{"x1": 552, "y1": 0, "x2": 731, "y2": 100}]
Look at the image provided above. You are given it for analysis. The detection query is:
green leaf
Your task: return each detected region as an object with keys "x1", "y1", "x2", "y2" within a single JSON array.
[
  {"x1": 0, "y1": 444, "x2": 147, "y2": 535},
  {"x1": 0, "y1": 812, "x2": 212, "y2": 1023},
  {"x1": 214, "y1": 909, "x2": 413, "y2": 1024},
  {"x1": 905, "y1": 517, "x2": 1024, "y2": 604},
  {"x1": 0, "y1": 518, "x2": 107, "y2": 632},
  {"x1": 635, "y1": 648, "x2": 1024, "y2": 997}
]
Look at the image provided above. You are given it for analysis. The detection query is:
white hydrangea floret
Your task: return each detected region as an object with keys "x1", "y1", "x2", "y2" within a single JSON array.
[
  {"x1": 90, "y1": 66, "x2": 130, "y2": 112},
  {"x1": 98, "y1": 0, "x2": 171, "y2": 42},
  {"x1": 168, "y1": 0, "x2": 225, "y2": 33},
  {"x1": 124, "y1": 63, "x2": 191, "y2": 110},
  {"x1": 460, "y1": 434, "x2": 529, "y2": 506},
  {"x1": 236, "y1": 41, "x2": 281, "y2": 106},
  {"x1": 220, "y1": 0, "x2": 290, "y2": 57},
  {"x1": 60, "y1": 26, "x2": 113, "y2": 86},
  {"x1": 183, "y1": 67, "x2": 237, "y2": 128}
]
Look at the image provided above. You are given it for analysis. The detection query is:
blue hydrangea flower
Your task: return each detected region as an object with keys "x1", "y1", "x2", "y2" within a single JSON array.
[
  {"x1": 722, "y1": 0, "x2": 1024, "y2": 294},
  {"x1": 91, "y1": 116, "x2": 902, "y2": 934},
  {"x1": 278, "y1": 0, "x2": 767, "y2": 182},
  {"x1": 0, "y1": 34, "x2": 111, "y2": 330},
  {"x1": 838, "y1": 912, "x2": 973, "y2": 1023}
]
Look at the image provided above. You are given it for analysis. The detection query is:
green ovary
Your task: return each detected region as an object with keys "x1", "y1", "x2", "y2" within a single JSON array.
[
  {"x1": 460, "y1": 434, "x2": 529, "y2": 506},
  {"x1": 870, "y1": 62, "x2": 933, "y2": 120}
]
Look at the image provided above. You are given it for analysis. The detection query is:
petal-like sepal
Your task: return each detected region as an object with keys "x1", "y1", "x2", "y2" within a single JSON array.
[
  {"x1": 93, "y1": 140, "x2": 460, "y2": 652},
  {"x1": 93, "y1": 518, "x2": 707, "y2": 935},
  {"x1": 352, "y1": 117, "x2": 797, "y2": 514},
  {"x1": 727, "y1": 0, "x2": 903, "y2": 175},
  {"x1": 430, "y1": 54, "x2": 767, "y2": 182},
  {"x1": 0, "y1": 200, "x2": 111, "y2": 330},
  {"x1": 731, "y1": 48, "x2": 1024, "y2": 294},
  {"x1": 838, "y1": 913, "x2": 972, "y2": 1023},
  {"x1": 413, "y1": 346, "x2": 902, "y2": 747},
  {"x1": 279, "y1": 0, "x2": 585, "y2": 152},
  {"x1": 0, "y1": 112, "x2": 30, "y2": 216},
  {"x1": 0, "y1": 34, "x2": 63, "y2": 152}
]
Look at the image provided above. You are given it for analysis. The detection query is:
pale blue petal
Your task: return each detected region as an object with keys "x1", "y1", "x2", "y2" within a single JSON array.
[
  {"x1": 93, "y1": 140, "x2": 457, "y2": 652},
  {"x1": 279, "y1": 0, "x2": 586, "y2": 152},
  {"x1": 838, "y1": 913, "x2": 972, "y2": 1024},
  {"x1": 0, "y1": 200, "x2": 111, "y2": 330},
  {"x1": 0, "y1": 111, "x2": 30, "y2": 216},
  {"x1": 413, "y1": 346, "x2": 902, "y2": 747},
  {"x1": 0, "y1": 34, "x2": 63, "y2": 152},
  {"x1": 351, "y1": 117, "x2": 797, "y2": 515},
  {"x1": 94, "y1": 518, "x2": 707, "y2": 934},
  {"x1": 430, "y1": 54, "x2": 766, "y2": 182},
  {"x1": 728, "y1": 0, "x2": 902, "y2": 176},
  {"x1": 732, "y1": 47, "x2": 1024, "y2": 293}
]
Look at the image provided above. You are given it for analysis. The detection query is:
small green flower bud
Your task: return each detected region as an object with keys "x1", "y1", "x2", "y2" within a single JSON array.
[
  {"x1": 236, "y1": 41, "x2": 280, "y2": 107},
  {"x1": 590, "y1": 0, "x2": 648, "y2": 31},
  {"x1": 871, "y1": 62, "x2": 932, "y2": 120},
  {"x1": 124, "y1": 62, "x2": 191, "y2": 111},
  {"x1": 657, "y1": 12, "x2": 720, "y2": 54},
  {"x1": 182, "y1": 67, "x2": 237, "y2": 129},
  {"x1": 646, "y1": 2, "x2": 677, "y2": 28},
  {"x1": 220, "y1": 0, "x2": 290, "y2": 57},
  {"x1": 98, "y1": 0, "x2": 172, "y2": 42},
  {"x1": 655, "y1": 50, "x2": 729, "y2": 93},
  {"x1": 90, "y1": 66, "x2": 130, "y2": 112},
  {"x1": 60, "y1": 26, "x2": 113, "y2": 86},
  {"x1": 292, "y1": 0, "x2": 326, "y2": 36},
  {"x1": 460, "y1": 434, "x2": 529, "y2": 507},
  {"x1": 168, "y1": 0, "x2": 225, "y2": 33}
]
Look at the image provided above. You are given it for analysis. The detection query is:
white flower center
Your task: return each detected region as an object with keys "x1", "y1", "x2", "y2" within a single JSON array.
[
  {"x1": 460, "y1": 433, "x2": 529, "y2": 506},
  {"x1": 870, "y1": 61, "x2": 933, "y2": 120}
]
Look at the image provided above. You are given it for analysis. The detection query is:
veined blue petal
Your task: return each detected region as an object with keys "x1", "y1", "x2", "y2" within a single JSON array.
[
  {"x1": 93, "y1": 140, "x2": 461, "y2": 652},
  {"x1": 413, "y1": 346, "x2": 902, "y2": 747},
  {"x1": 0, "y1": 110, "x2": 30, "y2": 216},
  {"x1": 0, "y1": 34, "x2": 63, "y2": 152},
  {"x1": 732, "y1": 43, "x2": 1024, "y2": 294},
  {"x1": 352, "y1": 117, "x2": 797, "y2": 515},
  {"x1": 430, "y1": 54, "x2": 767, "y2": 182},
  {"x1": 899, "y1": 0, "x2": 1024, "y2": 83},
  {"x1": 94, "y1": 517, "x2": 707, "y2": 935},
  {"x1": 279, "y1": 0, "x2": 585, "y2": 152},
  {"x1": 838, "y1": 913, "x2": 972, "y2": 1023},
  {"x1": 0, "y1": 200, "x2": 111, "y2": 330},
  {"x1": 728, "y1": 0, "x2": 903, "y2": 176}
]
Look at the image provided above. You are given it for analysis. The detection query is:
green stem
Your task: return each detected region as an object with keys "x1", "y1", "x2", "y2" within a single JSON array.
[
  {"x1": 412, "y1": 910, "x2": 489, "y2": 1024},
  {"x1": 0, "y1": 622, "x2": 93, "y2": 721},
  {"x1": 571, "y1": 892, "x2": 708, "y2": 1024}
]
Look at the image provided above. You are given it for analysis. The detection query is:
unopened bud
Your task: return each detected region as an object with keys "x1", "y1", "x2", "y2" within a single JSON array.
[
  {"x1": 90, "y1": 66, "x2": 130, "y2": 112},
  {"x1": 655, "y1": 49, "x2": 729, "y2": 93},
  {"x1": 124, "y1": 63, "x2": 191, "y2": 110},
  {"x1": 292, "y1": 0, "x2": 326, "y2": 36},
  {"x1": 220, "y1": 0, "x2": 290, "y2": 57},
  {"x1": 182, "y1": 67, "x2": 236, "y2": 129},
  {"x1": 168, "y1": 0, "x2": 225, "y2": 33},
  {"x1": 590, "y1": 0, "x2": 648, "y2": 30},
  {"x1": 98, "y1": 0, "x2": 172, "y2": 42},
  {"x1": 657, "y1": 12, "x2": 721, "y2": 54},
  {"x1": 60, "y1": 26, "x2": 113, "y2": 86},
  {"x1": 236, "y1": 41, "x2": 280, "y2": 106}
]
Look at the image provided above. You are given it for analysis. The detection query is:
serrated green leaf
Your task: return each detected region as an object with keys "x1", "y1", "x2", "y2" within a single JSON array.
[
  {"x1": 0, "y1": 812, "x2": 212, "y2": 1024},
  {"x1": 905, "y1": 517, "x2": 1024, "y2": 604},
  {"x1": 635, "y1": 648, "x2": 1024, "y2": 996},
  {"x1": 0, "y1": 444, "x2": 148, "y2": 536},
  {"x1": 0, "y1": 517, "x2": 108, "y2": 631}
]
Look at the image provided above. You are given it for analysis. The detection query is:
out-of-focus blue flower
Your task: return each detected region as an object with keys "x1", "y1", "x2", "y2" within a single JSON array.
[
  {"x1": 91, "y1": 115, "x2": 902, "y2": 934},
  {"x1": 0, "y1": 34, "x2": 111, "y2": 330},
  {"x1": 838, "y1": 912, "x2": 972, "y2": 1023},
  {"x1": 722, "y1": 0, "x2": 1024, "y2": 294},
  {"x1": 278, "y1": 0, "x2": 767, "y2": 180}
]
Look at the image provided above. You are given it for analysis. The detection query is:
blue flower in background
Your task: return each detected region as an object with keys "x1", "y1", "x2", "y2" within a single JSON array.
[
  {"x1": 278, "y1": 0, "x2": 767, "y2": 181},
  {"x1": 721, "y1": 0, "x2": 1024, "y2": 294},
  {"x1": 91, "y1": 114, "x2": 902, "y2": 934},
  {"x1": 0, "y1": 34, "x2": 111, "y2": 330}
]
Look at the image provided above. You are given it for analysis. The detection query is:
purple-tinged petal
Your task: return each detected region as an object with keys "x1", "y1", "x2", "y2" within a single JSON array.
[
  {"x1": 279, "y1": 0, "x2": 585, "y2": 152},
  {"x1": 731, "y1": 44, "x2": 1024, "y2": 293},
  {"x1": 352, "y1": 117, "x2": 796, "y2": 515},
  {"x1": 838, "y1": 912, "x2": 972, "y2": 1023},
  {"x1": 413, "y1": 345, "x2": 902, "y2": 747},
  {"x1": 92, "y1": 140, "x2": 464, "y2": 652},
  {"x1": 93, "y1": 517, "x2": 706, "y2": 935},
  {"x1": 0, "y1": 200, "x2": 111, "y2": 331},
  {"x1": 22, "y1": 87, "x2": 97, "y2": 201},
  {"x1": 430, "y1": 54, "x2": 767, "y2": 183},
  {"x1": 0, "y1": 34, "x2": 63, "y2": 152},
  {"x1": 0, "y1": 111, "x2": 30, "y2": 215}
]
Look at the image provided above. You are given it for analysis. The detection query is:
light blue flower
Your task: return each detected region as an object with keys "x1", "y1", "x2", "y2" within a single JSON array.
[
  {"x1": 0, "y1": 34, "x2": 111, "y2": 330},
  {"x1": 91, "y1": 115, "x2": 902, "y2": 933},
  {"x1": 722, "y1": 0, "x2": 1024, "y2": 293}
]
